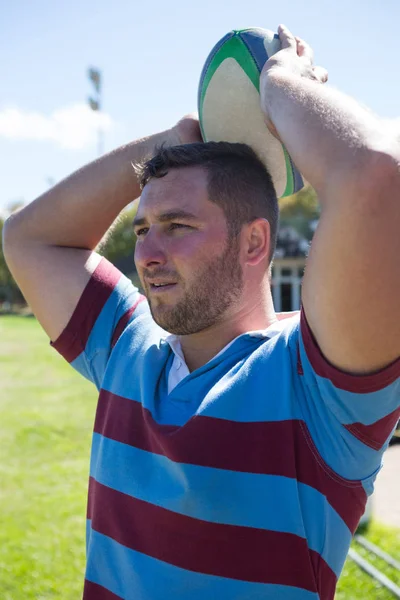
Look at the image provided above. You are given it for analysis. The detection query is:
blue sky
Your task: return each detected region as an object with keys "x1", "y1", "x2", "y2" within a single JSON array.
[{"x1": 1, "y1": 0, "x2": 399, "y2": 212}]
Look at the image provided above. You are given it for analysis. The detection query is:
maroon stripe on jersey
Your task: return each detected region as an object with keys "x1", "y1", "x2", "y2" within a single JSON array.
[
  {"x1": 94, "y1": 391, "x2": 367, "y2": 533},
  {"x1": 298, "y1": 424, "x2": 366, "y2": 532},
  {"x1": 83, "y1": 580, "x2": 123, "y2": 599},
  {"x1": 344, "y1": 406, "x2": 400, "y2": 450},
  {"x1": 110, "y1": 296, "x2": 146, "y2": 348},
  {"x1": 310, "y1": 550, "x2": 337, "y2": 600},
  {"x1": 88, "y1": 477, "x2": 323, "y2": 591},
  {"x1": 87, "y1": 473, "x2": 94, "y2": 519},
  {"x1": 51, "y1": 258, "x2": 121, "y2": 363},
  {"x1": 300, "y1": 309, "x2": 400, "y2": 393},
  {"x1": 297, "y1": 346, "x2": 304, "y2": 375}
]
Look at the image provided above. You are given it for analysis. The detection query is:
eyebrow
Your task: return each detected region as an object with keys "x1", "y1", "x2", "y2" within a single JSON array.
[{"x1": 132, "y1": 210, "x2": 198, "y2": 229}]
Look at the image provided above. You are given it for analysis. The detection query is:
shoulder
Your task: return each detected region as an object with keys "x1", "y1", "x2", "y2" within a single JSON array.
[{"x1": 266, "y1": 311, "x2": 300, "y2": 343}]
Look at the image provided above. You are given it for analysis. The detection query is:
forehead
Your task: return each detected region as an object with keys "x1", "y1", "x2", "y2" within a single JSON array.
[{"x1": 136, "y1": 166, "x2": 224, "y2": 222}]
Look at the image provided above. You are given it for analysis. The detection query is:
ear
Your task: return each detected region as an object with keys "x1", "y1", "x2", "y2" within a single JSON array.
[{"x1": 243, "y1": 218, "x2": 271, "y2": 266}]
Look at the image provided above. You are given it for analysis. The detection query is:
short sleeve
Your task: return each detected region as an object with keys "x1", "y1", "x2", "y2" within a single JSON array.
[
  {"x1": 296, "y1": 309, "x2": 400, "y2": 490},
  {"x1": 50, "y1": 257, "x2": 149, "y2": 389}
]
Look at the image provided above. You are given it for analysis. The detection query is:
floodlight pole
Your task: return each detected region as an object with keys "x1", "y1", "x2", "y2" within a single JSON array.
[{"x1": 88, "y1": 67, "x2": 103, "y2": 157}]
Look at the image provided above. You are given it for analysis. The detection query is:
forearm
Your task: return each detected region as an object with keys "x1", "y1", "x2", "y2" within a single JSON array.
[
  {"x1": 261, "y1": 70, "x2": 392, "y2": 198},
  {"x1": 4, "y1": 128, "x2": 175, "y2": 250}
]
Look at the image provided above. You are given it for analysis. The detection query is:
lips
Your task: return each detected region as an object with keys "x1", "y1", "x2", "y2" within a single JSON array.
[
  {"x1": 147, "y1": 280, "x2": 177, "y2": 287},
  {"x1": 146, "y1": 279, "x2": 178, "y2": 293},
  {"x1": 151, "y1": 282, "x2": 175, "y2": 287},
  {"x1": 143, "y1": 271, "x2": 179, "y2": 294}
]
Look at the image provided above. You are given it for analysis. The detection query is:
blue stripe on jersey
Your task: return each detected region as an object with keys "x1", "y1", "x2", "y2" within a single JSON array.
[
  {"x1": 296, "y1": 374, "x2": 382, "y2": 482},
  {"x1": 299, "y1": 319, "x2": 400, "y2": 425},
  {"x1": 308, "y1": 368, "x2": 400, "y2": 426},
  {"x1": 74, "y1": 276, "x2": 146, "y2": 388},
  {"x1": 298, "y1": 331, "x2": 398, "y2": 482},
  {"x1": 85, "y1": 525, "x2": 320, "y2": 600},
  {"x1": 102, "y1": 330, "x2": 304, "y2": 425},
  {"x1": 70, "y1": 352, "x2": 94, "y2": 383},
  {"x1": 90, "y1": 433, "x2": 350, "y2": 576}
]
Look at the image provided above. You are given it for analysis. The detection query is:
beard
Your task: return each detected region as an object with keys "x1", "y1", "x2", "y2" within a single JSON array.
[{"x1": 145, "y1": 237, "x2": 243, "y2": 335}]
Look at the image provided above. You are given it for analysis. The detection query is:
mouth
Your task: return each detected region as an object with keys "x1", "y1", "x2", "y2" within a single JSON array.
[{"x1": 148, "y1": 282, "x2": 177, "y2": 294}]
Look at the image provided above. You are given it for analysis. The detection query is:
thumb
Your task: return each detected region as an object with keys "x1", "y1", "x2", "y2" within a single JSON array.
[
  {"x1": 313, "y1": 66, "x2": 329, "y2": 83},
  {"x1": 277, "y1": 24, "x2": 297, "y2": 51}
]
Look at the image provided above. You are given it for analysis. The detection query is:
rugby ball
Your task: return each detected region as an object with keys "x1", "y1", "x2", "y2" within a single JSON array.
[{"x1": 198, "y1": 28, "x2": 304, "y2": 198}]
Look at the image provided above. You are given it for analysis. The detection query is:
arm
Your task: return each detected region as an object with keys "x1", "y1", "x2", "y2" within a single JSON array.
[
  {"x1": 2, "y1": 115, "x2": 201, "y2": 341},
  {"x1": 260, "y1": 26, "x2": 400, "y2": 374}
]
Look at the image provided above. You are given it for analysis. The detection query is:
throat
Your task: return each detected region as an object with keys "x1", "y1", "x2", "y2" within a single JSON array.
[{"x1": 179, "y1": 330, "x2": 242, "y2": 372}]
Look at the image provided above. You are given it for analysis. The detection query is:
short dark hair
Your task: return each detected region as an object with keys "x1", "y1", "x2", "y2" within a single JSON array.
[{"x1": 134, "y1": 141, "x2": 279, "y2": 262}]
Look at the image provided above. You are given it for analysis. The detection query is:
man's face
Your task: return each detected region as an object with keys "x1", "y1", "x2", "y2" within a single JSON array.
[{"x1": 133, "y1": 166, "x2": 243, "y2": 335}]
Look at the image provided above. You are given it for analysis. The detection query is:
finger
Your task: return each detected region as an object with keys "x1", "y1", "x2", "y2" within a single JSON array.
[
  {"x1": 313, "y1": 66, "x2": 329, "y2": 83},
  {"x1": 277, "y1": 24, "x2": 297, "y2": 50},
  {"x1": 183, "y1": 111, "x2": 199, "y2": 121},
  {"x1": 295, "y1": 36, "x2": 314, "y2": 64}
]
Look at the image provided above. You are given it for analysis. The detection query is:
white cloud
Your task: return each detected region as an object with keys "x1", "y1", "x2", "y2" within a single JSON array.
[{"x1": 0, "y1": 103, "x2": 114, "y2": 150}]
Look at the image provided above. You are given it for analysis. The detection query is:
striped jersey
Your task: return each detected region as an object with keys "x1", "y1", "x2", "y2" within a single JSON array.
[{"x1": 51, "y1": 257, "x2": 400, "y2": 600}]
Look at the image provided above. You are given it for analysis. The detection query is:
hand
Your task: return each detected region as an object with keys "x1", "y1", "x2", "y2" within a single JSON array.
[
  {"x1": 260, "y1": 25, "x2": 328, "y2": 139},
  {"x1": 169, "y1": 112, "x2": 203, "y2": 146}
]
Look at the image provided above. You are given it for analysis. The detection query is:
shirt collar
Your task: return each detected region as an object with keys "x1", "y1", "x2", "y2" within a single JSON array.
[{"x1": 164, "y1": 316, "x2": 297, "y2": 367}]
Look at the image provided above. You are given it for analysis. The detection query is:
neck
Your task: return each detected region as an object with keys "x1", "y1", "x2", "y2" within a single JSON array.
[{"x1": 179, "y1": 286, "x2": 277, "y2": 372}]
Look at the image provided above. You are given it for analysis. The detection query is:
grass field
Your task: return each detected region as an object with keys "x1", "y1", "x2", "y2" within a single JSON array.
[
  {"x1": 1, "y1": 314, "x2": 399, "y2": 599},
  {"x1": 0, "y1": 315, "x2": 97, "y2": 599}
]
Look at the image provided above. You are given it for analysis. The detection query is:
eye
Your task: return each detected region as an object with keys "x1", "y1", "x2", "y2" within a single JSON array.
[
  {"x1": 169, "y1": 223, "x2": 191, "y2": 231},
  {"x1": 135, "y1": 227, "x2": 149, "y2": 237}
]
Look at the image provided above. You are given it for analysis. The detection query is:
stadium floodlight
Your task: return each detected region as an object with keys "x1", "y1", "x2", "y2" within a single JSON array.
[
  {"x1": 87, "y1": 67, "x2": 103, "y2": 157},
  {"x1": 88, "y1": 68, "x2": 101, "y2": 93}
]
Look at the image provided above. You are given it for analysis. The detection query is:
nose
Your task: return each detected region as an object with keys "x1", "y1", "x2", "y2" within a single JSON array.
[{"x1": 134, "y1": 229, "x2": 168, "y2": 270}]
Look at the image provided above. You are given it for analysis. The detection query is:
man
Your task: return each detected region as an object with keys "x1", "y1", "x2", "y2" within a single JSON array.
[{"x1": 3, "y1": 25, "x2": 400, "y2": 600}]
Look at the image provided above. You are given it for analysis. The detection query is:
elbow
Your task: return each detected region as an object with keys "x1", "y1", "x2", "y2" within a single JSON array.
[
  {"x1": 367, "y1": 144, "x2": 399, "y2": 178},
  {"x1": 362, "y1": 132, "x2": 400, "y2": 188},
  {"x1": 2, "y1": 209, "x2": 26, "y2": 264},
  {"x1": 362, "y1": 149, "x2": 400, "y2": 207},
  {"x1": 345, "y1": 146, "x2": 400, "y2": 208},
  {"x1": 3, "y1": 213, "x2": 15, "y2": 250},
  {"x1": 322, "y1": 146, "x2": 400, "y2": 213}
]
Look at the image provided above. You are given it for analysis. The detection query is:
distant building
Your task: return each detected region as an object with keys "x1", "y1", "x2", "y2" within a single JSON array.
[{"x1": 272, "y1": 226, "x2": 309, "y2": 312}]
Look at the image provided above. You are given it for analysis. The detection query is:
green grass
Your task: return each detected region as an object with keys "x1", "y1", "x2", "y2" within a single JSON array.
[
  {"x1": 336, "y1": 524, "x2": 400, "y2": 599},
  {"x1": 0, "y1": 315, "x2": 97, "y2": 599},
  {"x1": 1, "y1": 315, "x2": 399, "y2": 599}
]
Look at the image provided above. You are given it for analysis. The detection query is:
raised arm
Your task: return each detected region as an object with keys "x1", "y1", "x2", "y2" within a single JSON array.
[
  {"x1": 260, "y1": 25, "x2": 400, "y2": 374},
  {"x1": 2, "y1": 115, "x2": 201, "y2": 341}
]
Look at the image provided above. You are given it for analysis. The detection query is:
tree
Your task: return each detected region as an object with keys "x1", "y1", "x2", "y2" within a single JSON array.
[
  {"x1": 0, "y1": 216, "x2": 25, "y2": 305},
  {"x1": 279, "y1": 185, "x2": 320, "y2": 241},
  {"x1": 97, "y1": 204, "x2": 138, "y2": 276}
]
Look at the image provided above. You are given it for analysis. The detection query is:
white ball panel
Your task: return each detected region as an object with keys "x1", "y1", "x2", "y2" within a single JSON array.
[{"x1": 202, "y1": 58, "x2": 286, "y2": 197}]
